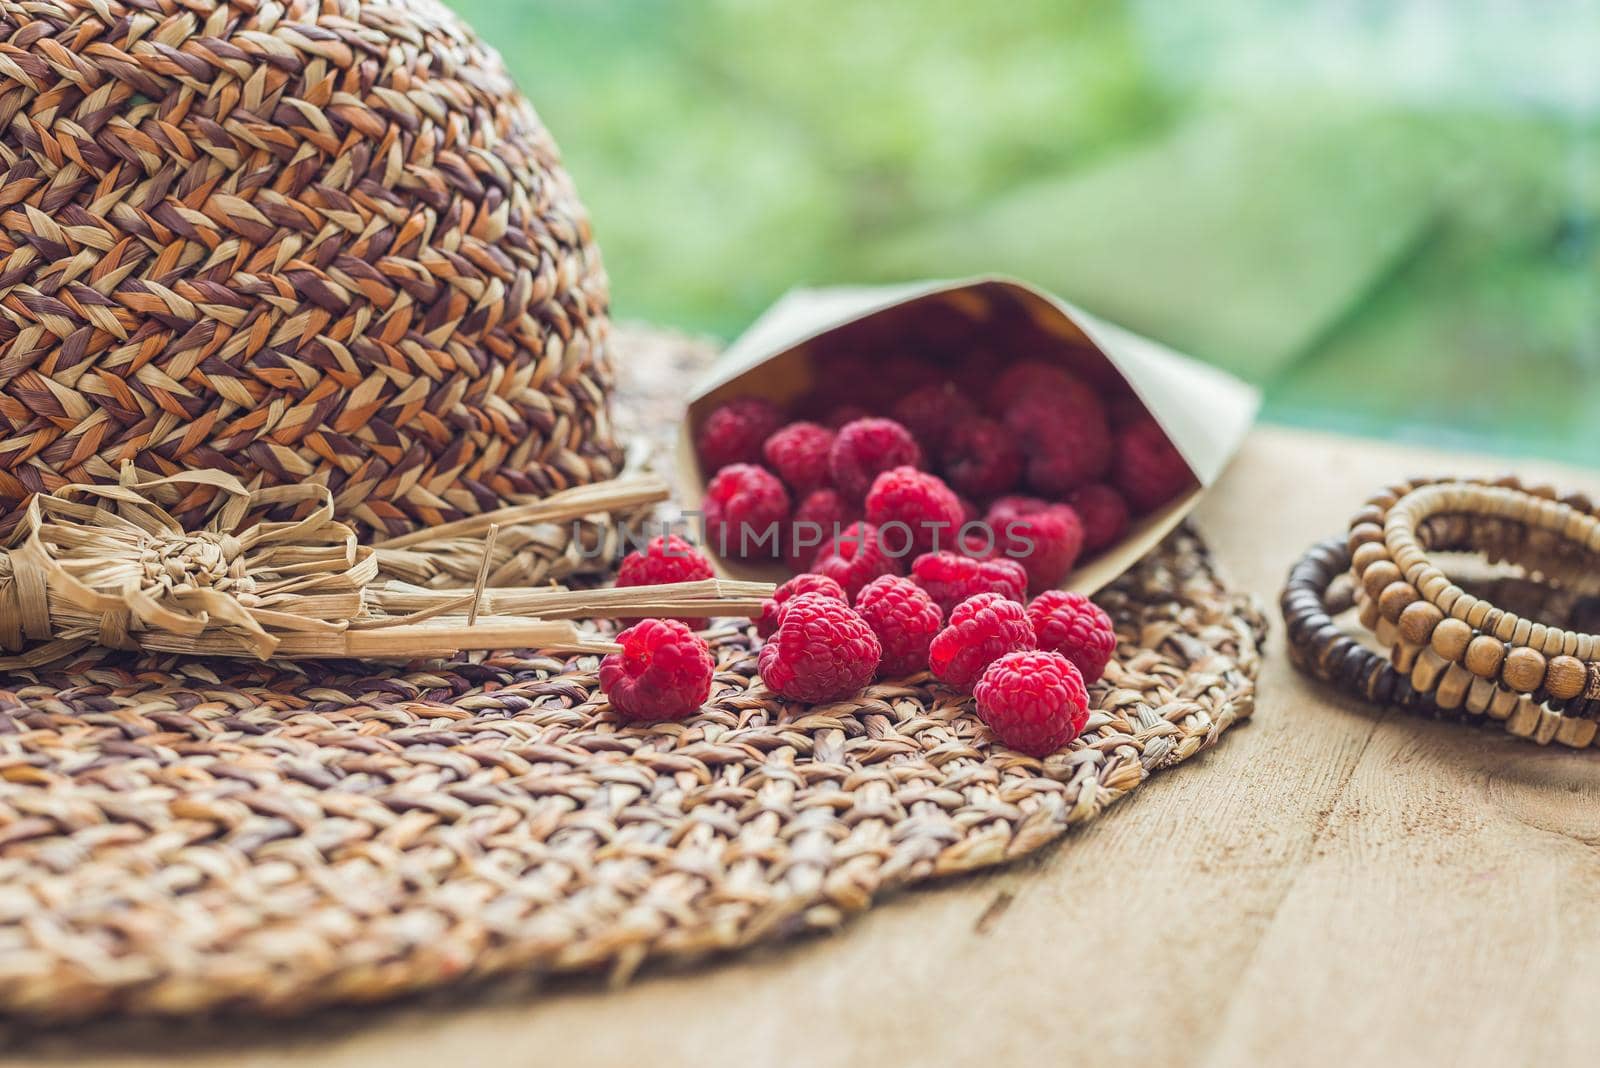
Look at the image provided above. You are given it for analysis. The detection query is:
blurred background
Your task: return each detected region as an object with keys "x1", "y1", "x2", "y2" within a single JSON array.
[{"x1": 453, "y1": 0, "x2": 1598, "y2": 465}]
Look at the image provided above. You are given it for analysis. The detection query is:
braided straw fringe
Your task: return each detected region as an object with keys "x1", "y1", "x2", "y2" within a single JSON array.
[
  {"x1": 0, "y1": 0, "x2": 620, "y2": 539},
  {"x1": 0, "y1": 464, "x2": 762, "y2": 663},
  {"x1": 0, "y1": 524, "x2": 1263, "y2": 1021}
]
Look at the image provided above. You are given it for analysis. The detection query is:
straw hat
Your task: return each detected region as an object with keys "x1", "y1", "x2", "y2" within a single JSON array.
[{"x1": 0, "y1": 0, "x2": 620, "y2": 540}]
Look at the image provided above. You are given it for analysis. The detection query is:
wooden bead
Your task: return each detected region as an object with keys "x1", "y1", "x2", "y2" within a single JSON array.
[
  {"x1": 1546, "y1": 655, "x2": 1587, "y2": 701},
  {"x1": 1378, "y1": 581, "x2": 1418, "y2": 622},
  {"x1": 1587, "y1": 664, "x2": 1600, "y2": 700},
  {"x1": 1463, "y1": 635, "x2": 1506, "y2": 679},
  {"x1": 1501, "y1": 647, "x2": 1547, "y2": 693},
  {"x1": 1350, "y1": 541, "x2": 1389, "y2": 575},
  {"x1": 1347, "y1": 522, "x2": 1384, "y2": 552},
  {"x1": 1411, "y1": 647, "x2": 1450, "y2": 694},
  {"x1": 1506, "y1": 696, "x2": 1541, "y2": 738},
  {"x1": 1398, "y1": 601, "x2": 1443, "y2": 646},
  {"x1": 1435, "y1": 664, "x2": 1472, "y2": 710},
  {"x1": 1465, "y1": 676, "x2": 1497, "y2": 715},
  {"x1": 1361, "y1": 560, "x2": 1401, "y2": 600},
  {"x1": 1431, "y1": 618, "x2": 1472, "y2": 662},
  {"x1": 1534, "y1": 708, "x2": 1562, "y2": 746},
  {"x1": 1350, "y1": 505, "x2": 1385, "y2": 528},
  {"x1": 1488, "y1": 687, "x2": 1519, "y2": 720},
  {"x1": 1555, "y1": 717, "x2": 1598, "y2": 749},
  {"x1": 1358, "y1": 595, "x2": 1381, "y2": 633}
]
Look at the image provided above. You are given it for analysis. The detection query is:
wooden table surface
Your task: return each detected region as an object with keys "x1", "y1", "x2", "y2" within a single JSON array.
[{"x1": 15, "y1": 425, "x2": 1600, "y2": 1067}]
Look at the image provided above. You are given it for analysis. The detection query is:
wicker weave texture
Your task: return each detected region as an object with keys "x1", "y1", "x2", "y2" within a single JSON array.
[
  {"x1": 0, "y1": 526, "x2": 1262, "y2": 1020},
  {"x1": 0, "y1": 0, "x2": 619, "y2": 537}
]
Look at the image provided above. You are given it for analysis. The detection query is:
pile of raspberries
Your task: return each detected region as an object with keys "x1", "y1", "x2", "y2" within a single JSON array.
[
  {"x1": 693, "y1": 357, "x2": 1193, "y2": 594},
  {"x1": 601, "y1": 538, "x2": 1119, "y2": 758},
  {"x1": 597, "y1": 357, "x2": 1185, "y2": 757}
]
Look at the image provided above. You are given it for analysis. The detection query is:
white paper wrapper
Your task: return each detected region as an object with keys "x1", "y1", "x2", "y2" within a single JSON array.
[{"x1": 677, "y1": 276, "x2": 1260, "y2": 594}]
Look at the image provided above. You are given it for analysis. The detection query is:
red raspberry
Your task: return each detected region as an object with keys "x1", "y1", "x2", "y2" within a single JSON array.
[
  {"x1": 784, "y1": 488, "x2": 858, "y2": 570},
  {"x1": 1107, "y1": 394, "x2": 1150, "y2": 428},
  {"x1": 986, "y1": 495, "x2": 1051, "y2": 528},
  {"x1": 891, "y1": 381, "x2": 976, "y2": 452},
  {"x1": 758, "y1": 593, "x2": 882, "y2": 702},
  {"x1": 1026, "y1": 590, "x2": 1117, "y2": 684},
  {"x1": 599, "y1": 619, "x2": 716, "y2": 722},
  {"x1": 696, "y1": 396, "x2": 784, "y2": 471},
  {"x1": 1065, "y1": 483, "x2": 1130, "y2": 554},
  {"x1": 829, "y1": 418, "x2": 922, "y2": 502},
  {"x1": 991, "y1": 503, "x2": 1084, "y2": 593},
  {"x1": 809, "y1": 521, "x2": 903, "y2": 599},
  {"x1": 864, "y1": 466, "x2": 964, "y2": 558},
  {"x1": 762, "y1": 421, "x2": 835, "y2": 495},
  {"x1": 910, "y1": 551, "x2": 1027, "y2": 618},
  {"x1": 987, "y1": 360, "x2": 1105, "y2": 421},
  {"x1": 854, "y1": 575, "x2": 943, "y2": 678},
  {"x1": 756, "y1": 573, "x2": 848, "y2": 639},
  {"x1": 615, "y1": 534, "x2": 716, "y2": 625},
  {"x1": 940, "y1": 416, "x2": 1023, "y2": 499},
  {"x1": 959, "y1": 529, "x2": 999, "y2": 559},
  {"x1": 973, "y1": 650, "x2": 1090, "y2": 757},
  {"x1": 704, "y1": 463, "x2": 790, "y2": 560},
  {"x1": 1005, "y1": 394, "x2": 1112, "y2": 496},
  {"x1": 927, "y1": 592, "x2": 1037, "y2": 692},
  {"x1": 1114, "y1": 417, "x2": 1194, "y2": 513}
]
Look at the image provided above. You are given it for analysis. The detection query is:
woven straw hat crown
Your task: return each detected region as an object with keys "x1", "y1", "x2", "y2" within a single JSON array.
[{"x1": 0, "y1": 0, "x2": 618, "y2": 539}]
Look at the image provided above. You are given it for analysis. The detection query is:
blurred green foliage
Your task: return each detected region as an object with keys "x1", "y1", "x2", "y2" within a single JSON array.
[{"x1": 448, "y1": 0, "x2": 1599, "y2": 466}]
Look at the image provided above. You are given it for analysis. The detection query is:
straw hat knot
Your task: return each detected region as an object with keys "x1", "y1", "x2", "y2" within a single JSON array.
[{"x1": 139, "y1": 532, "x2": 253, "y2": 599}]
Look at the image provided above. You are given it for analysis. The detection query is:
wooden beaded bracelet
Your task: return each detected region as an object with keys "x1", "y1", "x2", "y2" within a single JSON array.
[
  {"x1": 1281, "y1": 537, "x2": 1600, "y2": 749},
  {"x1": 1347, "y1": 480, "x2": 1600, "y2": 707}
]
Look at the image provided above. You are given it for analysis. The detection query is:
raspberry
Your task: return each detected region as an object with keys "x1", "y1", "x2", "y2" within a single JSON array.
[
  {"x1": 891, "y1": 381, "x2": 976, "y2": 452},
  {"x1": 927, "y1": 592, "x2": 1036, "y2": 692},
  {"x1": 973, "y1": 650, "x2": 1090, "y2": 757},
  {"x1": 1114, "y1": 417, "x2": 1194, "y2": 513},
  {"x1": 959, "y1": 529, "x2": 999, "y2": 559},
  {"x1": 809, "y1": 521, "x2": 902, "y2": 599},
  {"x1": 599, "y1": 619, "x2": 716, "y2": 722},
  {"x1": 1005, "y1": 394, "x2": 1112, "y2": 496},
  {"x1": 987, "y1": 360, "x2": 1105, "y2": 421},
  {"x1": 1026, "y1": 590, "x2": 1117, "y2": 684},
  {"x1": 784, "y1": 488, "x2": 858, "y2": 570},
  {"x1": 615, "y1": 534, "x2": 716, "y2": 625},
  {"x1": 758, "y1": 593, "x2": 882, "y2": 702},
  {"x1": 829, "y1": 418, "x2": 922, "y2": 502},
  {"x1": 1107, "y1": 394, "x2": 1150, "y2": 428},
  {"x1": 991, "y1": 503, "x2": 1084, "y2": 593},
  {"x1": 756, "y1": 573, "x2": 848, "y2": 639},
  {"x1": 854, "y1": 575, "x2": 943, "y2": 678},
  {"x1": 704, "y1": 463, "x2": 790, "y2": 560},
  {"x1": 1065, "y1": 483, "x2": 1129, "y2": 554},
  {"x1": 864, "y1": 466, "x2": 964, "y2": 558},
  {"x1": 941, "y1": 416, "x2": 1023, "y2": 499},
  {"x1": 762, "y1": 421, "x2": 835, "y2": 495},
  {"x1": 987, "y1": 494, "x2": 1051, "y2": 522},
  {"x1": 696, "y1": 396, "x2": 784, "y2": 472},
  {"x1": 910, "y1": 551, "x2": 1028, "y2": 618}
]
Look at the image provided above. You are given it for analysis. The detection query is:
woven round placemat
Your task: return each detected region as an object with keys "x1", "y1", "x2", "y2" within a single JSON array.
[{"x1": 0, "y1": 329, "x2": 1265, "y2": 1021}]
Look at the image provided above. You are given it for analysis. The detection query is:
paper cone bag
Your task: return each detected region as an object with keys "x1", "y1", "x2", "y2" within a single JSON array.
[{"x1": 675, "y1": 277, "x2": 1259, "y2": 595}]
